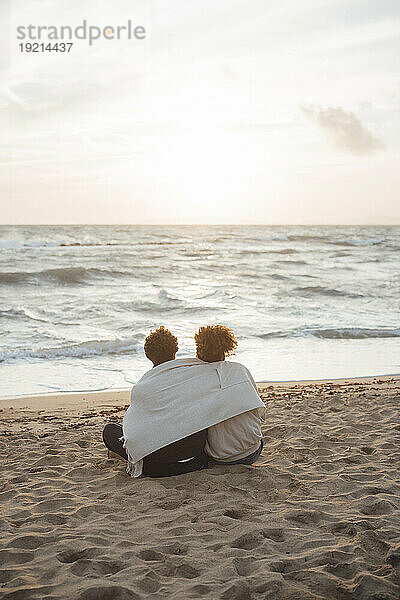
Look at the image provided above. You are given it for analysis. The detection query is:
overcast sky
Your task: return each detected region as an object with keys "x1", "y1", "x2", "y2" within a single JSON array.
[{"x1": 0, "y1": 0, "x2": 399, "y2": 224}]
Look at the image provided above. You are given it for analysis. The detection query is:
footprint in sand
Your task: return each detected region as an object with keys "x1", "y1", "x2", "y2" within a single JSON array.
[
  {"x1": 7, "y1": 534, "x2": 54, "y2": 550},
  {"x1": 327, "y1": 520, "x2": 358, "y2": 537},
  {"x1": 283, "y1": 508, "x2": 323, "y2": 525},
  {"x1": 137, "y1": 549, "x2": 164, "y2": 562},
  {"x1": 0, "y1": 549, "x2": 35, "y2": 565},
  {"x1": 358, "y1": 497, "x2": 396, "y2": 516},
  {"x1": 233, "y1": 556, "x2": 255, "y2": 576},
  {"x1": 159, "y1": 542, "x2": 188, "y2": 555},
  {"x1": 70, "y1": 558, "x2": 125, "y2": 577},
  {"x1": 135, "y1": 572, "x2": 161, "y2": 594},
  {"x1": 77, "y1": 585, "x2": 139, "y2": 600},
  {"x1": 231, "y1": 531, "x2": 264, "y2": 550},
  {"x1": 0, "y1": 568, "x2": 21, "y2": 585},
  {"x1": 221, "y1": 581, "x2": 252, "y2": 600},
  {"x1": 57, "y1": 547, "x2": 102, "y2": 563},
  {"x1": 262, "y1": 528, "x2": 286, "y2": 542},
  {"x1": 325, "y1": 560, "x2": 359, "y2": 579},
  {"x1": 223, "y1": 508, "x2": 246, "y2": 520},
  {"x1": 386, "y1": 544, "x2": 400, "y2": 568},
  {"x1": 360, "y1": 446, "x2": 376, "y2": 455},
  {"x1": 164, "y1": 562, "x2": 201, "y2": 579}
]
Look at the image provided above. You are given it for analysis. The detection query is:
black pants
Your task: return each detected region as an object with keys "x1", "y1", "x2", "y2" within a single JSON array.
[{"x1": 102, "y1": 423, "x2": 208, "y2": 478}]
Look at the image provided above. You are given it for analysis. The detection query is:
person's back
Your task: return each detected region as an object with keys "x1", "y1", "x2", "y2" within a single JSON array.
[
  {"x1": 205, "y1": 408, "x2": 263, "y2": 463},
  {"x1": 194, "y1": 325, "x2": 264, "y2": 465},
  {"x1": 103, "y1": 326, "x2": 208, "y2": 477}
]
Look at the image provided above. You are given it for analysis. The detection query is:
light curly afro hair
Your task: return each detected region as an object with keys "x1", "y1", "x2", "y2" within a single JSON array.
[
  {"x1": 144, "y1": 325, "x2": 178, "y2": 364},
  {"x1": 194, "y1": 325, "x2": 238, "y2": 363}
]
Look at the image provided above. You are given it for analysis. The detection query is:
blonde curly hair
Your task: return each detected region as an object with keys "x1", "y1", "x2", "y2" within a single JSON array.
[
  {"x1": 194, "y1": 325, "x2": 238, "y2": 363},
  {"x1": 144, "y1": 326, "x2": 178, "y2": 365}
]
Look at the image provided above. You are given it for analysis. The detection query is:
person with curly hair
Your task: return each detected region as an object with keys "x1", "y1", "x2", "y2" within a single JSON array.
[
  {"x1": 194, "y1": 324, "x2": 238, "y2": 362},
  {"x1": 194, "y1": 325, "x2": 264, "y2": 466},
  {"x1": 143, "y1": 325, "x2": 179, "y2": 366},
  {"x1": 102, "y1": 326, "x2": 208, "y2": 477}
]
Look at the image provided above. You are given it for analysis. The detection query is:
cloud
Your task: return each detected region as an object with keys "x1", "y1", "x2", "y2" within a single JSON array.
[{"x1": 301, "y1": 105, "x2": 385, "y2": 155}]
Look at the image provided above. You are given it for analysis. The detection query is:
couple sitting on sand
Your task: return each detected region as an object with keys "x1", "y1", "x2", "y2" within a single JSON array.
[{"x1": 102, "y1": 325, "x2": 265, "y2": 478}]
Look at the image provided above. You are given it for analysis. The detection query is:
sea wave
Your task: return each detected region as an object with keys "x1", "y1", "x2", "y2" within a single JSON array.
[
  {"x1": 287, "y1": 234, "x2": 327, "y2": 243},
  {"x1": 270, "y1": 248, "x2": 299, "y2": 255},
  {"x1": 259, "y1": 327, "x2": 400, "y2": 340},
  {"x1": 295, "y1": 285, "x2": 363, "y2": 298},
  {"x1": 0, "y1": 239, "x2": 184, "y2": 250},
  {"x1": 0, "y1": 307, "x2": 48, "y2": 323},
  {"x1": 273, "y1": 260, "x2": 307, "y2": 266},
  {"x1": 130, "y1": 288, "x2": 186, "y2": 313},
  {"x1": 239, "y1": 247, "x2": 299, "y2": 256},
  {"x1": 268, "y1": 273, "x2": 291, "y2": 281},
  {"x1": 0, "y1": 335, "x2": 142, "y2": 363},
  {"x1": 0, "y1": 307, "x2": 73, "y2": 326},
  {"x1": 285, "y1": 234, "x2": 384, "y2": 247},
  {"x1": 0, "y1": 266, "x2": 129, "y2": 286},
  {"x1": 240, "y1": 234, "x2": 289, "y2": 243},
  {"x1": 334, "y1": 238, "x2": 383, "y2": 247}
]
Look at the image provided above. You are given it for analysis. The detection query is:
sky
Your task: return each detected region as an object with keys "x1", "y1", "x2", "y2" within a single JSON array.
[{"x1": 0, "y1": 0, "x2": 399, "y2": 224}]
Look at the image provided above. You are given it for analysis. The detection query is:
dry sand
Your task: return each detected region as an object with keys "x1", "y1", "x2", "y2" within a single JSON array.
[{"x1": 1, "y1": 376, "x2": 399, "y2": 600}]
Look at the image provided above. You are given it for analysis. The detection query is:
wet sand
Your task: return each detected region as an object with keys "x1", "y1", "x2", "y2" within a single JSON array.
[{"x1": 1, "y1": 376, "x2": 399, "y2": 599}]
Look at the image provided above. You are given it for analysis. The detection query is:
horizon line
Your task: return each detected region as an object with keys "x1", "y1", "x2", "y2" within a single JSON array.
[{"x1": 1, "y1": 223, "x2": 400, "y2": 227}]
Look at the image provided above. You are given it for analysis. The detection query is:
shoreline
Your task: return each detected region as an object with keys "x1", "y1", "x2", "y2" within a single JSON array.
[
  {"x1": 1, "y1": 372, "x2": 399, "y2": 407},
  {"x1": 1, "y1": 374, "x2": 398, "y2": 436}
]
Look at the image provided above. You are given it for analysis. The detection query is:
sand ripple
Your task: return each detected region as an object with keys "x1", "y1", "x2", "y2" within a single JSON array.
[{"x1": 0, "y1": 378, "x2": 399, "y2": 599}]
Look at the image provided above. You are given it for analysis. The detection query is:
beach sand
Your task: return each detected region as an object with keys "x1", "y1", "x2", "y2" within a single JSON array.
[{"x1": 1, "y1": 376, "x2": 399, "y2": 599}]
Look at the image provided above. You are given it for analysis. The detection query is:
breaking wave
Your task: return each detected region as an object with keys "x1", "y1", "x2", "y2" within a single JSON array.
[
  {"x1": 259, "y1": 327, "x2": 400, "y2": 340},
  {"x1": 1, "y1": 224, "x2": 399, "y2": 393},
  {"x1": 295, "y1": 285, "x2": 363, "y2": 298},
  {"x1": 285, "y1": 234, "x2": 384, "y2": 246},
  {"x1": 0, "y1": 267, "x2": 129, "y2": 286},
  {"x1": 0, "y1": 335, "x2": 142, "y2": 363},
  {"x1": 0, "y1": 307, "x2": 48, "y2": 323},
  {"x1": 334, "y1": 238, "x2": 383, "y2": 247}
]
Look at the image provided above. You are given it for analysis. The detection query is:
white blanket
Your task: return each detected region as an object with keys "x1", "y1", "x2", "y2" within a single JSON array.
[{"x1": 122, "y1": 358, "x2": 265, "y2": 472}]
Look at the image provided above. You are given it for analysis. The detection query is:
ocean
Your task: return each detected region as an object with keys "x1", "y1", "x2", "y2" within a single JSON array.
[{"x1": 0, "y1": 225, "x2": 399, "y2": 397}]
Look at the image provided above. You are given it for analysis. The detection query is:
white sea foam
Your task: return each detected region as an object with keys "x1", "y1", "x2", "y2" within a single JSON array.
[
  {"x1": 0, "y1": 336, "x2": 142, "y2": 363},
  {"x1": 259, "y1": 327, "x2": 400, "y2": 340},
  {"x1": 0, "y1": 266, "x2": 129, "y2": 285},
  {"x1": 0, "y1": 224, "x2": 399, "y2": 395}
]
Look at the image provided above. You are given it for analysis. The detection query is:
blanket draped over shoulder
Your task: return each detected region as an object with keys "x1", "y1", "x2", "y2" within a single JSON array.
[{"x1": 122, "y1": 358, "x2": 265, "y2": 470}]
